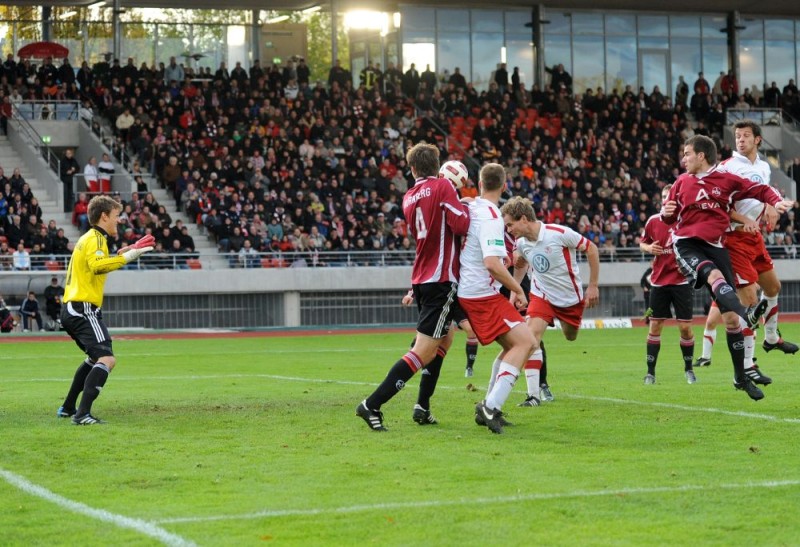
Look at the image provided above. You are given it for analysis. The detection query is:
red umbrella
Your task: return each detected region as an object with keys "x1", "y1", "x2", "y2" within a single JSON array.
[{"x1": 18, "y1": 41, "x2": 70, "y2": 60}]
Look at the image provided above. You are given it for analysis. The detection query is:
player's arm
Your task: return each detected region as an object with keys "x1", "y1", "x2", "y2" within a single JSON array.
[
  {"x1": 481, "y1": 218, "x2": 527, "y2": 310},
  {"x1": 729, "y1": 209, "x2": 760, "y2": 233},
  {"x1": 583, "y1": 240, "x2": 600, "y2": 308},
  {"x1": 512, "y1": 250, "x2": 528, "y2": 284},
  {"x1": 485, "y1": 255, "x2": 527, "y2": 310},
  {"x1": 401, "y1": 289, "x2": 414, "y2": 307},
  {"x1": 441, "y1": 185, "x2": 470, "y2": 236},
  {"x1": 639, "y1": 222, "x2": 662, "y2": 255},
  {"x1": 660, "y1": 180, "x2": 681, "y2": 224},
  {"x1": 734, "y1": 173, "x2": 793, "y2": 212}
]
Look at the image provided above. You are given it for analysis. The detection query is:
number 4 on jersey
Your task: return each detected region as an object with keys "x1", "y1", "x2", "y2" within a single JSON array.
[{"x1": 415, "y1": 207, "x2": 428, "y2": 239}]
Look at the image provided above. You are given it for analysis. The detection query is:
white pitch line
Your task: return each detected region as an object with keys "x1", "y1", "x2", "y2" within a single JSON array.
[
  {"x1": 155, "y1": 479, "x2": 800, "y2": 524},
  {"x1": 6, "y1": 373, "x2": 800, "y2": 424},
  {"x1": 562, "y1": 394, "x2": 800, "y2": 424},
  {"x1": 0, "y1": 467, "x2": 196, "y2": 546}
]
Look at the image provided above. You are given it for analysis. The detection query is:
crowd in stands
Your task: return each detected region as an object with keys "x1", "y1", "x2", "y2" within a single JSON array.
[
  {"x1": 1, "y1": 52, "x2": 800, "y2": 267},
  {"x1": 0, "y1": 161, "x2": 73, "y2": 270}
]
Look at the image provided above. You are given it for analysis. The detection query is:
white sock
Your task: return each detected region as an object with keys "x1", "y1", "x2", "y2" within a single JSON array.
[
  {"x1": 486, "y1": 356, "x2": 503, "y2": 397},
  {"x1": 764, "y1": 295, "x2": 780, "y2": 344},
  {"x1": 485, "y1": 362, "x2": 519, "y2": 411},
  {"x1": 702, "y1": 328, "x2": 716, "y2": 360},
  {"x1": 524, "y1": 350, "x2": 542, "y2": 398},
  {"x1": 743, "y1": 328, "x2": 755, "y2": 369}
]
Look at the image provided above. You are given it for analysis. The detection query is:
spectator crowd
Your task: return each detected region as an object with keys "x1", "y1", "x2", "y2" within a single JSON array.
[{"x1": 1, "y1": 51, "x2": 799, "y2": 267}]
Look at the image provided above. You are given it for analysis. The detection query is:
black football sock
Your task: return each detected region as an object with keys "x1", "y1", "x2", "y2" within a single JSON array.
[
  {"x1": 62, "y1": 359, "x2": 93, "y2": 412},
  {"x1": 417, "y1": 353, "x2": 444, "y2": 409},
  {"x1": 465, "y1": 338, "x2": 478, "y2": 369},
  {"x1": 711, "y1": 279, "x2": 746, "y2": 319},
  {"x1": 726, "y1": 327, "x2": 746, "y2": 383},
  {"x1": 646, "y1": 334, "x2": 660, "y2": 376},
  {"x1": 77, "y1": 364, "x2": 110, "y2": 416},
  {"x1": 539, "y1": 340, "x2": 548, "y2": 385},
  {"x1": 680, "y1": 336, "x2": 695, "y2": 371},
  {"x1": 365, "y1": 351, "x2": 422, "y2": 410}
]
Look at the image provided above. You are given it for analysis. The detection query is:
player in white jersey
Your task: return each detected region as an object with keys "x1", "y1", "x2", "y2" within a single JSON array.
[
  {"x1": 695, "y1": 120, "x2": 797, "y2": 381},
  {"x1": 458, "y1": 163, "x2": 534, "y2": 434},
  {"x1": 501, "y1": 196, "x2": 600, "y2": 406}
]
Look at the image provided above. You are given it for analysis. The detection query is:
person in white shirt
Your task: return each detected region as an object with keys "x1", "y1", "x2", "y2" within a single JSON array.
[
  {"x1": 83, "y1": 156, "x2": 99, "y2": 193},
  {"x1": 12, "y1": 242, "x2": 31, "y2": 271},
  {"x1": 695, "y1": 120, "x2": 798, "y2": 381},
  {"x1": 503, "y1": 196, "x2": 600, "y2": 406},
  {"x1": 457, "y1": 163, "x2": 534, "y2": 434},
  {"x1": 97, "y1": 153, "x2": 114, "y2": 193}
]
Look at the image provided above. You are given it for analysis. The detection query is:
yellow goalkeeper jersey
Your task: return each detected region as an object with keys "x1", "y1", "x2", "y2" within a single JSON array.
[{"x1": 63, "y1": 226, "x2": 127, "y2": 308}]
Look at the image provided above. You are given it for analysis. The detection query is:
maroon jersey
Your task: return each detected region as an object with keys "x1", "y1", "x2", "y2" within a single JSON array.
[
  {"x1": 402, "y1": 176, "x2": 470, "y2": 284},
  {"x1": 641, "y1": 213, "x2": 686, "y2": 286},
  {"x1": 662, "y1": 169, "x2": 782, "y2": 247}
]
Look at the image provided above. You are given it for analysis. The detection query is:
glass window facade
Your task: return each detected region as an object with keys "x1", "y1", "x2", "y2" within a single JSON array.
[
  {"x1": 400, "y1": 6, "x2": 534, "y2": 91},
  {"x1": 540, "y1": 10, "x2": 800, "y2": 97}
]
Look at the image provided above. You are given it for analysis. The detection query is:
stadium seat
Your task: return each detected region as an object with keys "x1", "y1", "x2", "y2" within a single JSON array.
[
  {"x1": 186, "y1": 259, "x2": 202, "y2": 269},
  {"x1": 44, "y1": 260, "x2": 62, "y2": 271},
  {"x1": 261, "y1": 258, "x2": 273, "y2": 268}
]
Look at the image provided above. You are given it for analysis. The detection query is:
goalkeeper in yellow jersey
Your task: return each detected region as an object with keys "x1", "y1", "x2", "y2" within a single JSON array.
[{"x1": 57, "y1": 195, "x2": 154, "y2": 425}]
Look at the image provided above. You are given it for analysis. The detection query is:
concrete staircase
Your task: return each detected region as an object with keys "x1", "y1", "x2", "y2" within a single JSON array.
[
  {"x1": 135, "y1": 171, "x2": 228, "y2": 269},
  {"x1": 0, "y1": 135, "x2": 81, "y2": 247}
]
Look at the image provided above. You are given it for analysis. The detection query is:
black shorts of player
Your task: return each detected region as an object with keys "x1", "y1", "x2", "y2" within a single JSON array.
[
  {"x1": 60, "y1": 301, "x2": 114, "y2": 361},
  {"x1": 673, "y1": 238, "x2": 736, "y2": 290},
  {"x1": 649, "y1": 284, "x2": 694, "y2": 321},
  {"x1": 412, "y1": 282, "x2": 459, "y2": 339},
  {"x1": 452, "y1": 301, "x2": 468, "y2": 327},
  {"x1": 499, "y1": 266, "x2": 531, "y2": 317}
]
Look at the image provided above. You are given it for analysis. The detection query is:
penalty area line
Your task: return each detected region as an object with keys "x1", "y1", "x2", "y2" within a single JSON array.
[
  {"x1": 0, "y1": 467, "x2": 196, "y2": 547},
  {"x1": 155, "y1": 479, "x2": 800, "y2": 524}
]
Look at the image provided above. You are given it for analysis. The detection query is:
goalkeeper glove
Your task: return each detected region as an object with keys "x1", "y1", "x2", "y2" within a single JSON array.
[
  {"x1": 122, "y1": 246, "x2": 154, "y2": 263},
  {"x1": 118, "y1": 234, "x2": 156, "y2": 256}
]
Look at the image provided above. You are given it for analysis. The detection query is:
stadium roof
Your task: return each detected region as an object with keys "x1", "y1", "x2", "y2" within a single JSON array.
[{"x1": 9, "y1": 0, "x2": 800, "y2": 16}]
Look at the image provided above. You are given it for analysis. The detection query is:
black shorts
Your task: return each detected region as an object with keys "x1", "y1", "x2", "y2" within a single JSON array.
[
  {"x1": 61, "y1": 302, "x2": 114, "y2": 361},
  {"x1": 412, "y1": 282, "x2": 458, "y2": 339},
  {"x1": 650, "y1": 284, "x2": 694, "y2": 321},
  {"x1": 673, "y1": 238, "x2": 736, "y2": 290}
]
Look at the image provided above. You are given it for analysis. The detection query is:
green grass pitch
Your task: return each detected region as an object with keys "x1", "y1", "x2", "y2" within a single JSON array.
[{"x1": 1, "y1": 324, "x2": 800, "y2": 545}]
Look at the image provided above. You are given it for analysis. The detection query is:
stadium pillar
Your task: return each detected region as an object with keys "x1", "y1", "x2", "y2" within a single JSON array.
[
  {"x1": 331, "y1": 0, "x2": 339, "y2": 68},
  {"x1": 284, "y1": 291, "x2": 301, "y2": 327},
  {"x1": 112, "y1": 0, "x2": 122, "y2": 61},
  {"x1": 527, "y1": 5, "x2": 547, "y2": 90},
  {"x1": 726, "y1": 11, "x2": 741, "y2": 86},
  {"x1": 252, "y1": 10, "x2": 260, "y2": 66},
  {"x1": 42, "y1": 7, "x2": 52, "y2": 42}
]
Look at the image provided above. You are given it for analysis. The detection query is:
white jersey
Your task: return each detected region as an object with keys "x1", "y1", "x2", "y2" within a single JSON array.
[
  {"x1": 515, "y1": 223, "x2": 590, "y2": 308},
  {"x1": 457, "y1": 198, "x2": 508, "y2": 299},
  {"x1": 716, "y1": 151, "x2": 772, "y2": 224}
]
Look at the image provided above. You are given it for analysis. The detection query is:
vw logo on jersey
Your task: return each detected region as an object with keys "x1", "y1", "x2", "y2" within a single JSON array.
[
  {"x1": 532, "y1": 254, "x2": 550, "y2": 273},
  {"x1": 749, "y1": 173, "x2": 765, "y2": 184}
]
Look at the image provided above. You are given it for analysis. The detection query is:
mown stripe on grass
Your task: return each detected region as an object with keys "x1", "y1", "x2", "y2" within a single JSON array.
[
  {"x1": 0, "y1": 467, "x2": 196, "y2": 547},
  {"x1": 8, "y1": 373, "x2": 800, "y2": 424},
  {"x1": 154, "y1": 479, "x2": 800, "y2": 524}
]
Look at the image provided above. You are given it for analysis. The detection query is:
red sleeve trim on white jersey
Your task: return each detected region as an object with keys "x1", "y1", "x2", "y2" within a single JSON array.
[{"x1": 561, "y1": 247, "x2": 582, "y2": 302}]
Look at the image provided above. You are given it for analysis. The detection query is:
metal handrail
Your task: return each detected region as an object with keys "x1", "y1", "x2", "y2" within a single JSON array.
[
  {"x1": 5, "y1": 245, "x2": 798, "y2": 272},
  {"x1": 725, "y1": 108, "x2": 783, "y2": 126},
  {"x1": 9, "y1": 103, "x2": 61, "y2": 177}
]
